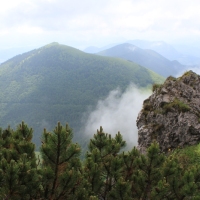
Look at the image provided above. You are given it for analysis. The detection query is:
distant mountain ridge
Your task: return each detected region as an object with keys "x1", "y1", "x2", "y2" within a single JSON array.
[
  {"x1": 126, "y1": 40, "x2": 180, "y2": 61},
  {"x1": 84, "y1": 40, "x2": 200, "y2": 65},
  {"x1": 97, "y1": 43, "x2": 186, "y2": 77},
  {"x1": 0, "y1": 42, "x2": 164, "y2": 146},
  {"x1": 84, "y1": 43, "x2": 118, "y2": 54},
  {"x1": 127, "y1": 40, "x2": 200, "y2": 65}
]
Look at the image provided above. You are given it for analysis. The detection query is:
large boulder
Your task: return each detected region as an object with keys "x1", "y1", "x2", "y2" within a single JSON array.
[{"x1": 137, "y1": 70, "x2": 200, "y2": 153}]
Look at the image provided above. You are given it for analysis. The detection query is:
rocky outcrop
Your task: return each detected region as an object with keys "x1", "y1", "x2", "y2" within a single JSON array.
[{"x1": 137, "y1": 71, "x2": 200, "y2": 153}]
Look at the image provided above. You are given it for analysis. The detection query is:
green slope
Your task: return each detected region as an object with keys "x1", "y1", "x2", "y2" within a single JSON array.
[{"x1": 0, "y1": 42, "x2": 164, "y2": 146}]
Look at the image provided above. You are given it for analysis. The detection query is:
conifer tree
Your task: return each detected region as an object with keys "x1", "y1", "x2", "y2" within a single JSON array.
[
  {"x1": 152, "y1": 152, "x2": 200, "y2": 199},
  {"x1": 40, "y1": 122, "x2": 85, "y2": 199},
  {"x1": 117, "y1": 142, "x2": 165, "y2": 200},
  {"x1": 133, "y1": 142, "x2": 165, "y2": 199},
  {"x1": 108, "y1": 146, "x2": 140, "y2": 200},
  {"x1": 1, "y1": 121, "x2": 200, "y2": 199},
  {"x1": 84, "y1": 126, "x2": 126, "y2": 199},
  {"x1": 0, "y1": 122, "x2": 40, "y2": 199}
]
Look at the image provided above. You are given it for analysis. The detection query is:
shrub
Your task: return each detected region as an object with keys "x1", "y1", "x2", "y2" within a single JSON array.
[
  {"x1": 163, "y1": 98, "x2": 190, "y2": 113},
  {"x1": 143, "y1": 103, "x2": 153, "y2": 111},
  {"x1": 152, "y1": 83, "x2": 162, "y2": 92},
  {"x1": 167, "y1": 76, "x2": 176, "y2": 81}
]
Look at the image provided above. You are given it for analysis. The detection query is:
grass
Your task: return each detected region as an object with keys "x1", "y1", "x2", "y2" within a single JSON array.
[
  {"x1": 152, "y1": 83, "x2": 163, "y2": 92},
  {"x1": 163, "y1": 98, "x2": 190, "y2": 113},
  {"x1": 166, "y1": 76, "x2": 177, "y2": 81},
  {"x1": 169, "y1": 143, "x2": 200, "y2": 167}
]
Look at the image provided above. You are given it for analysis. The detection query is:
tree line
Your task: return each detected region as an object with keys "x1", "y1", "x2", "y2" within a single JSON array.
[{"x1": 0, "y1": 121, "x2": 200, "y2": 200}]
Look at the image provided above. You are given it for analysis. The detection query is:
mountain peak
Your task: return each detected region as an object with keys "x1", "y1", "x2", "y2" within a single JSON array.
[
  {"x1": 137, "y1": 70, "x2": 200, "y2": 153},
  {"x1": 0, "y1": 43, "x2": 164, "y2": 145},
  {"x1": 46, "y1": 42, "x2": 60, "y2": 46},
  {"x1": 97, "y1": 43, "x2": 184, "y2": 77}
]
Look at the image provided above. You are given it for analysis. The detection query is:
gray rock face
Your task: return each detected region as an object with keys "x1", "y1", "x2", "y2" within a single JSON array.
[{"x1": 137, "y1": 71, "x2": 200, "y2": 153}]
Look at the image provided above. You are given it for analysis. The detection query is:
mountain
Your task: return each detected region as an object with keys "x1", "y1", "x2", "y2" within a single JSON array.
[
  {"x1": 0, "y1": 46, "x2": 37, "y2": 64},
  {"x1": 0, "y1": 42, "x2": 164, "y2": 146},
  {"x1": 84, "y1": 40, "x2": 200, "y2": 65},
  {"x1": 84, "y1": 43, "x2": 118, "y2": 53},
  {"x1": 97, "y1": 43, "x2": 186, "y2": 77},
  {"x1": 127, "y1": 39, "x2": 181, "y2": 61},
  {"x1": 173, "y1": 44, "x2": 200, "y2": 65},
  {"x1": 174, "y1": 44, "x2": 200, "y2": 58},
  {"x1": 127, "y1": 40, "x2": 200, "y2": 65}
]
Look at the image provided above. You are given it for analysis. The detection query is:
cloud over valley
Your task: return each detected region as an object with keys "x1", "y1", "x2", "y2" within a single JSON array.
[{"x1": 82, "y1": 85, "x2": 151, "y2": 147}]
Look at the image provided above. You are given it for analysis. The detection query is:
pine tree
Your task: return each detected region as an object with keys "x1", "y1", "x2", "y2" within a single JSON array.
[
  {"x1": 83, "y1": 126, "x2": 126, "y2": 199},
  {"x1": 119, "y1": 142, "x2": 165, "y2": 200},
  {"x1": 152, "y1": 152, "x2": 200, "y2": 199},
  {"x1": 1, "y1": 121, "x2": 200, "y2": 199},
  {"x1": 0, "y1": 122, "x2": 40, "y2": 199},
  {"x1": 40, "y1": 122, "x2": 85, "y2": 199},
  {"x1": 107, "y1": 176, "x2": 132, "y2": 200}
]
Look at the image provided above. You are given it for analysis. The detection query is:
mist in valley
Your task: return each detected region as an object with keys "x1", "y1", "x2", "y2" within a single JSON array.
[
  {"x1": 82, "y1": 84, "x2": 151, "y2": 147},
  {"x1": 81, "y1": 67, "x2": 200, "y2": 148}
]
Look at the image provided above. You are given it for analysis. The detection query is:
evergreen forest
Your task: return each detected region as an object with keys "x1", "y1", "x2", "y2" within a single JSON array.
[{"x1": 1, "y1": 121, "x2": 200, "y2": 200}]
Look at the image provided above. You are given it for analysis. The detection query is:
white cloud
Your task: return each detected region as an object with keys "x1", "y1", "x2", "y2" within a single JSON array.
[
  {"x1": 1, "y1": 0, "x2": 200, "y2": 50},
  {"x1": 15, "y1": 25, "x2": 44, "y2": 34},
  {"x1": 82, "y1": 85, "x2": 151, "y2": 147}
]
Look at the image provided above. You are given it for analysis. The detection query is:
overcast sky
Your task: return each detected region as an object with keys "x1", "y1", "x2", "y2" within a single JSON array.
[{"x1": 1, "y1": 0, "x2": 200, "y2": 50}]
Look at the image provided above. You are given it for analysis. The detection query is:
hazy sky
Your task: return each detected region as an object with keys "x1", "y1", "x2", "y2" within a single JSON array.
[{"x1": 1, "y1": 0, "x2": 200, "y2": 50}]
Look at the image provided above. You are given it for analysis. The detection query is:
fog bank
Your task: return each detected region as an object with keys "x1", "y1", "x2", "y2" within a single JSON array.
[{"x1": 83, "y1": 85, "x2": 151, "y2": 147}]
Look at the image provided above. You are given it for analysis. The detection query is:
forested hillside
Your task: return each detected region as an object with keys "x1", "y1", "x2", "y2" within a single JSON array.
[{"x1": 0, "y1": 43, "x2": 164, "y2": 146}]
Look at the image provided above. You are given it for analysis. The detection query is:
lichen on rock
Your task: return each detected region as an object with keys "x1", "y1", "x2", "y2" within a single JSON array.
[{"x1": 137, "y1": 70, "x2": 200, "y2": 153}]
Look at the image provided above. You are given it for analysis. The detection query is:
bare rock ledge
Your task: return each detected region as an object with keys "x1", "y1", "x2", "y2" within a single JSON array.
[{"x1": 137, "y1": 70, "x2": 200, "y2": 153}]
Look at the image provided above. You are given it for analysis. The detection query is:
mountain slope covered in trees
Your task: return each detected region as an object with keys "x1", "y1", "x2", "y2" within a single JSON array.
[{"x1": 0, "y1": 42, "x2": 164, "y2": 146}]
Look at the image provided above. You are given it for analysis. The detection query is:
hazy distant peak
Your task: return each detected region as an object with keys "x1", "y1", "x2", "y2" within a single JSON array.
[
  {"x1": 97, "y1": 42, "x2": 186, "y2": 77},
  {"x1": 109, "y1": 43, "x2": 139, "y2": 50},
  {"x1": 126, "y1": 39, "x2": 181, "y2": 61},
  {"x1": 128, "y1": 46, "x2": 137, "y2": 51},
  {"x1": 44, "y1": 42, "x2": 60, "y2": 47},
  {"x1": 84, "y1": 43, "x2": 119, "y2": 53},
  {"x1": 121, "y1": 43, "x2": 139, "y2": 51}
]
